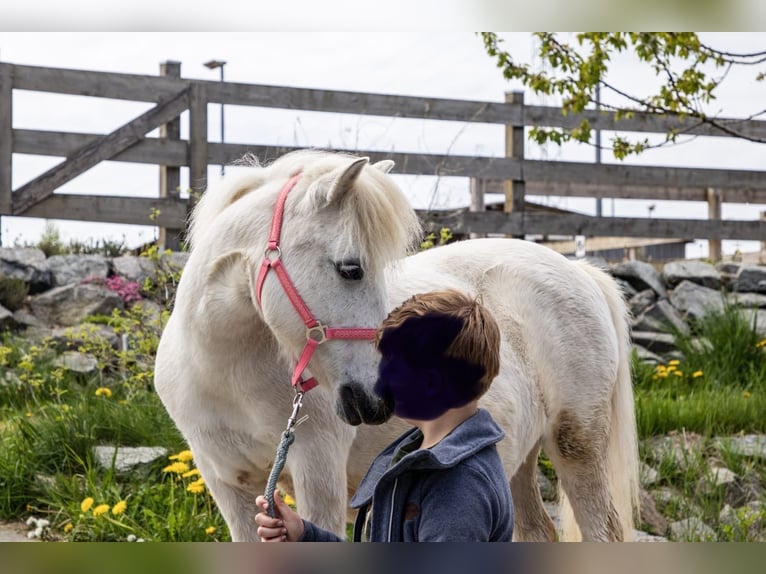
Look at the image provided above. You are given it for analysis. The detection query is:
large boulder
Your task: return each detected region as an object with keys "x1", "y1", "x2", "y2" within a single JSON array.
[
  {"x1": 0, "y1": 247, "x2": 51, "y2": 293},
  {"x1": 669, "y1": 280, "x2": 725, "y2": 320},
  {"x1": 46, "y1": 254, "x2": 110, "y2": 287},
  {"x1": 734, "y1": 265, "x2": 766, "y2": 293},
  {"x1": 28, "y1": 284, "x2": 124, "y2": 326},
  {"x1": 662, "y1": 260, "x2": 721, "y2": 290},
  {"x1": 612, "y1": 260, "x2": 668, "y2": 299}
]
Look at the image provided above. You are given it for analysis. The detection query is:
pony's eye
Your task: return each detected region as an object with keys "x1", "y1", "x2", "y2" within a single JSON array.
[{"x1": 335, "y1": 261, "x2": 364, "y2": 281}]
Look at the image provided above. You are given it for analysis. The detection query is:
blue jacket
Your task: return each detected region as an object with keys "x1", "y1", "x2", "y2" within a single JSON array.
[{"x1": 300, "y1": 408, "x2": 513, "y2": 542}]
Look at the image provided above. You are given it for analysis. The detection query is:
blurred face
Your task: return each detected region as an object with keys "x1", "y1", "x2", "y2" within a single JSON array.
[{"x1": 373, "y1": 314, "x2": 485, "y2": 421}]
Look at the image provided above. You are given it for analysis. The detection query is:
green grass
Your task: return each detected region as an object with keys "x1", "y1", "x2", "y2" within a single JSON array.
[
  {"x1": 631, "y1": 302, "x2": 766, "y2": 437},
  {"x1": 0, "y1": 291, "x2": 227, "y2": 541}
]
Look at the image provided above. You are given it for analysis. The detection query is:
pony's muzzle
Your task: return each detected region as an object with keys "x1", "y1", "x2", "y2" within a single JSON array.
[{"x1": 336, "y1": 382, "x2": 392, "y2": 426}]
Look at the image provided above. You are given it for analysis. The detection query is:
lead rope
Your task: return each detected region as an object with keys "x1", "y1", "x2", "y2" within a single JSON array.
[{"x1": 264, "y1": 391, "x2": 308, "y2": 518}]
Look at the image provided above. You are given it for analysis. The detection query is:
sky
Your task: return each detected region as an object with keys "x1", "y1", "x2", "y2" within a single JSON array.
[{"x1": 1, "y1": 31, "x2": 765, "y2": 258}]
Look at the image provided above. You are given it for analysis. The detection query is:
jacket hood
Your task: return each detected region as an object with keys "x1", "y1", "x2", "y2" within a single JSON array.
[{"x1": 350, "y1": 408, "x2": 505, "y2": 508}]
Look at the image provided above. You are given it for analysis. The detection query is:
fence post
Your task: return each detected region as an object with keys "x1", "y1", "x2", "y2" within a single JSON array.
[
  {"x1": 0, "y1": 63, "x2": 12, "y2": 244},
  {"x1": 504, "y1": 91, "x2": 525, "y2": 238},
  {"x1": 706, "y1": 187, "x2": 722, "y2": 262},
  {"x1": 158, "y1": 61, "x2": 183, "y2": 251},
  {"x1": 188, "y1": 82, "x2": 208, "y2": 244},
  {"x1": 469, "y1": 178, "x2": 485, "y2": 239},
  {"x1": 760, "y1": 211, "x2": 766, "y2": 265}
]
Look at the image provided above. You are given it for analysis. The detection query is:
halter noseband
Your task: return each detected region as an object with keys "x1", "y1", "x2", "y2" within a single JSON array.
[{"x1": 254, "y1": 173, "x2": 378, "y2": 392}]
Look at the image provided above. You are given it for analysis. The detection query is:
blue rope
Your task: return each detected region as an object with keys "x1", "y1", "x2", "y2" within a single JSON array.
[{"x1": 264, "y1": 429, "x2": 296, "y2": 518}]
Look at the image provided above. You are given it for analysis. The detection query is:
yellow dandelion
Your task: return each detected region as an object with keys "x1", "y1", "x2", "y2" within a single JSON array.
[
  {"x1": 674, "y1": 371, "x2": 683, "y2": 377},
  {"x1": 63, "y1": 523, "x2": 73, "y2": 533},
  {"x1": 666, "y1": 365, "x2": 677, "y2": 373},
  {"x1": 111, "y1": 500, "x2": 127, "y2": 515},
  {"x1": 95, "y1": 387, "x2": 112, "y2": 398},
  {"x1": 182, "y1": 469, "x2": 201, "y2": 478},
  {"x1": 668, "y1": 359, "x2": 681, "y2": 366},
  {"x1": 756, "y1": 339, "x2": 766, "y2": 348},
  {"x1": 25, "y1": 412, "x2": 33, "y2": 418},
  {"x1": 168, "y1": 450, "x2": 193, "y2": 463},
  {"x1": 80, "y1": 497, "x2": 94, "y2": 512},
  {"x1": 187, "y1": 480, "x2": 205, "y2": 494},
  {"x1": 283, "y1": 493, "x2": 296, "y2": 506},
  {"x1": 93, "y1": 504, "x2": 110, "y2": 517},
  {"x1": 692, "y1": 371, "x2": 703, "y2": 378},
  {"x1": 205, "y1": 526, "x2": 216, "y2": 535},
  {"x1": 163, "y1": 462, "x2": 190, "y2": 474},
  {"x1": 743, "y1": 391, "x2": 752, "y2": 399}
]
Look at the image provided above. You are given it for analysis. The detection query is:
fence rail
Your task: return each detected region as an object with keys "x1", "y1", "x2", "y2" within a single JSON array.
[{"x1": 1, "y1": 61, "x2": 765, "y2": 256}]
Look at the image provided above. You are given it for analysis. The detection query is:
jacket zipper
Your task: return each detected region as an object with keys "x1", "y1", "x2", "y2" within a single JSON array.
[{"x1": 387, "y1": 478, "x2": 399, "y2": 542}]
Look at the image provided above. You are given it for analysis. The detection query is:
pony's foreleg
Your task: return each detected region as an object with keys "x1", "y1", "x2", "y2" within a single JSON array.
[
  {"x1": 193, "y1": 456, "x2": 266, "y2": 542},
  {"x1": 510, "y1": 439, "x2": 557, "y2": 542},
  {"x1": 287, "y1": 431, "x2": 354, "y2": 539},
  {"x1": 544, "y1": 409, "x2": 623, "y2": 542},
  {"x1": 212, "y1": 478, "x2": 265, "y2": 542}
]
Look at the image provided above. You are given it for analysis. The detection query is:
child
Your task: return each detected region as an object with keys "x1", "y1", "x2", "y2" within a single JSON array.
[{"x1": 255, "y1": 289, "x2": 513, "y2": 542}]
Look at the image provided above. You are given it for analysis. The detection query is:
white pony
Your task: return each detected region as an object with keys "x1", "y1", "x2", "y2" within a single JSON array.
[{"x1": 154, "y1": 150, "x2": 639, "y2": 542}]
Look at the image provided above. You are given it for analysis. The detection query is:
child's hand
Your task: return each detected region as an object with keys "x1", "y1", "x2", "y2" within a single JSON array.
[{"x1": 254, "y1": 490, "x2": 305, "y2": 542}]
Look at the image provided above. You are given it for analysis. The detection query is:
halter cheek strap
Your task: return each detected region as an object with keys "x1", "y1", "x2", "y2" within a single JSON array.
[{"x1": 255, "y1": 173, "x2": 377, "y2": 393}]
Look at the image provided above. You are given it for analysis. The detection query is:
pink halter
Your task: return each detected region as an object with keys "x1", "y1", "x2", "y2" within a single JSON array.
[{"x1": 254, "y1": 173, "x2": 378, "y2": 392}]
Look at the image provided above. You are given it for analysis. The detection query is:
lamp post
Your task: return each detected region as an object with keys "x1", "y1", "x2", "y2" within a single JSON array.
[{"x1": 204, "y1": 59, "x2": 226, "y2": 176}]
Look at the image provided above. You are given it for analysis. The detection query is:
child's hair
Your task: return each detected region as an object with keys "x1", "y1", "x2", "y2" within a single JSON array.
[{"x1": 377, "y1": 289, "x2": 501, "y2": 397}]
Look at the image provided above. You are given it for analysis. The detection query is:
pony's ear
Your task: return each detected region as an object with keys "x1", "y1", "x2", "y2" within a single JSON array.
[
  {"x1": 326, "y1": 156, "x2": 369, "y2": 205},
  {"x1": 372, "y1": 159, "x2": 395, "y2": 174}
]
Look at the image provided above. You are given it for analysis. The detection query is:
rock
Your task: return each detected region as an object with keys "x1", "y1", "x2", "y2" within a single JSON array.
[
  {"x1": 728, "y1": 292, "x2": 766, "y2": 309},
  {"x1": 628, "y1": 289, "x2": 657, "y2": 317},
  {"x1": 614, "y1": 278, "x2": 638, "y2": 299},
  {"x1": 716, "y1": 261, "x2": 741, "y2": 290},
  {"x1": 640, "y1": 463, "x2": 660, "y2": 486},
  {"x1": 698, "y1": 466, "x2": 752, "y2": 507},
  {"x1": 54, "y1": 351, "x2": 98, "y2": 374},
  {"x1": 93, "y1": 446, "x2": 169, "y2": 472},
  {"x1": 716, "y1": 435, "x2": 766, "y2": 460},
  {"x1": 46, "y1": 254, "x2": 110, "y2": 287},
  {"x1": 631, "y1": 331, "x2": 676, "y2": 354},
  {"x1": 639, "y1": 488, "x2": 667, "y2": 536},
  {"x1": 28, "y1": 283, "x2": 124, "y2": 326},
  {"x1": 662, "y1": 260, "x2": 722, "y2": 290},
  {"x1": 633, "y1": 530, "x2": 668, "y2": 542},
  {"x1": 642, "y1": 299, "x2": 689, "y2": 334},
  {"x1": 0, "y1": 247, "x2": 51, "y2": 293},
  {"x1": 669, "y1": 280, "x2": 725, "y2": 320},
  {"x1": 647, "y1": 433, "x2": 704, "y2": 469},
  {"x1": 632, "y1": 345, "x2": 663, "y2": 364},
  {"x1": 612, "y1": 260, "x2": 668, "y2": 299},
  {"x1": 0, "y1": 304, "x2": 16, "y2": 330},
  {"x1": 162, "y1": 251, "x2": 189, "y2": 272},
  {"x1": 741, "y1": 308, "x2": 766, "y2": 337},
  {"x1": 112, "y1": 256, "x2": 156, "y2": 284},
  {"x1": 669, "y1": 517, "x2": 716, "y2": 541},
  {"x1": 11, "y1": 309, "x2": 47, "y2": 329},
  {"x1": 734, "y1": 265, "x2": 766, "y2": 293}
]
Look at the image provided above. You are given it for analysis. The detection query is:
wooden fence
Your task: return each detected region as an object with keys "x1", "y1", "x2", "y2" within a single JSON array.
[{"x1": 1, "y1": 60, "x2": 765, "y2": 257}]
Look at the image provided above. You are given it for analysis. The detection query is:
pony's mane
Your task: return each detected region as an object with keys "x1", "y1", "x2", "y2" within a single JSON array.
[{"x1": 188, "y1": 150, "x2": 421, "y2": 270}]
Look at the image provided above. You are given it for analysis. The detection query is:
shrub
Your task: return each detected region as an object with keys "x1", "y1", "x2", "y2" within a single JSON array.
[{"x1": 0, "y1": 277, "x2": 29, "y2": 311}]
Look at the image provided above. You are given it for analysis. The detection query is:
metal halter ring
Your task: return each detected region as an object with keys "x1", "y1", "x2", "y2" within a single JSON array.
[
  {"x1": 306, "y1": 323, "x2": 328, "y2": 344},
  {"x1": 264, "y1": 246, "x2": 282, "y2": 261}
]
